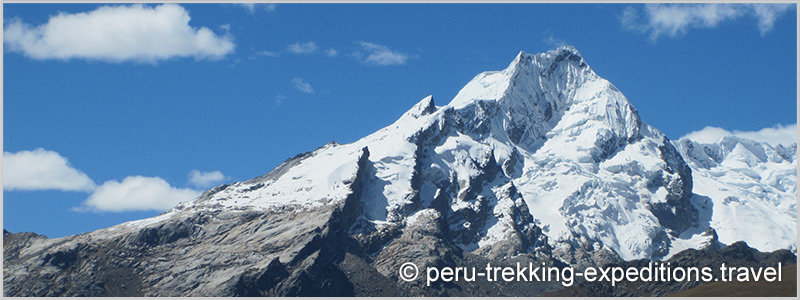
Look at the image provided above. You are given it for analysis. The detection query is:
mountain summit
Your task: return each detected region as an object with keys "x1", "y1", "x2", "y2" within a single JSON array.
[{"x1": 4, "y1": 47, "x2": 795, "y2": 297}]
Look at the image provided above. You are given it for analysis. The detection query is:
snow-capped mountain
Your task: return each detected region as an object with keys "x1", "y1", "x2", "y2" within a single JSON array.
[
  {"x1": 4, "y1": 46, "x2": 796, "y2": 297},
  {"x1": 182, "y1": 46, "x2": 696, "y2": 262},
  {"x1": 671, "y1": 136, "x2": 796, "y2": 257}
]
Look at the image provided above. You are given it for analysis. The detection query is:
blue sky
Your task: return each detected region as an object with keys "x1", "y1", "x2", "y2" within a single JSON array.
[{"x1": 3, "y1": 3, "x2": 796, "y2": 238}]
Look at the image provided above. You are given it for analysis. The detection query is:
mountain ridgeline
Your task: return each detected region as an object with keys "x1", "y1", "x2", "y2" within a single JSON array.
[{"x1": 4, "y1": 46, "x2": 796, "y2": 296}]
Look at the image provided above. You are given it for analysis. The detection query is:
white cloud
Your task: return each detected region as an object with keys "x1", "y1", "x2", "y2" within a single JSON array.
[
  {"x1": 257, "y1": 50, "x2": 279, "y2": 57},
  {"x1": 237, "y1": 3, "x2": 276, "y2": 14},
  {"x1": 325, "y1": 48, "x2": 338, "y2": 57},
  {"x1": 291, "y1": 77, "x2": 314, "y2": 94},
  {"x1": 80, "y1": 176, "x2": 200, "y2": 212},
  {"x1": 3, "y1": 4, "x2": 235, "y2": 62},
  {"x1": 355, "y1": 41, "x2": 409, "y2": 66},
  {"x1": 621, "y1": 4, "x2": 794, "y2": 41},
  {"x1": 287, "y1": 41, "x2": 318, "y2": 54},
  {"x1": 4, "y1": 149, "x2": 220, "y2": 212},
  {"x1": 187, "y1": 170, "x2": 226, "y2": 188},
  {"x1": 680, "y1": 126, "x2": 732, "y2": 144},
  {"x1": 620, "y1": 6, "x2": 642, "y2": 33},
  {"x1": 238, "y1": 3, "x2": 257, "y2": 13},
  {"x1": 3, "y1": 149, "x2": 96, "y2": 192},
  {"x1": 681, "y1": 123, "x2": 797, "y2": 146},
  {"x1": 750, "y1": 4, "x2": 793, "y2": 35}
]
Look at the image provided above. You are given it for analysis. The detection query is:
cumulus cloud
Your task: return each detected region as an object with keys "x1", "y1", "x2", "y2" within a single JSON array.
[
  {"x1": 3, "y1": 148, "x2": 96, "y2": 192},
  {"x1": 292, "y1": 77, "x2": 314, "y2": 94},
  {"x1": 80, "y1": 176, "x2": 200, "y2": 212},
  {"x1": 4, "y1": 149, "x2": 215, "y2": 212},
  {"x1": 187, "y1": 170, "x2": 226, "y2": 188},
  {"x1": 621, "y1": 4, "x2": 794, "y2": 41},
  {"x1": 287, "y1": 41, "x2": 318, "y2": 54},
  {"x1": 354, "y1": 41, "x2": 409, "y2": 66},
  {"x1": 681, "y1": 123, "x2": 797, "y2": 146},
  {"x1": 3, "y1": 4, "x2": 235, "y2": 62}
]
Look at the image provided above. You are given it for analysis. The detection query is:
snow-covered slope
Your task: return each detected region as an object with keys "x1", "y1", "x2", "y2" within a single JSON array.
[{"x1": 672, "y1": 136, "x2": 796, "y2": 256}]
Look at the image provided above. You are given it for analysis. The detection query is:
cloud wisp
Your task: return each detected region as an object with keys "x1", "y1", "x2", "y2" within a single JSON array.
[
  {"x1": 259, "y1": 42, "x2": 410, "y2": 66},
  {"x1": 3, "y1": 148, "x2": 96, "y2": 192},
  {"x1": 275, "y1": 94, "x2": 288, "y2": 106},
  {"x1": 621, "y1": 3, "x2": 794, "y2": 41},
  {"x1": 287, "y1": 41, "x2": 319, "y2": 54},
  {"x1": 292, "y1": 78, "x2": 314, "y2": 94},
  {"x1": 237, "y1": 3, "x2": 276, "y2": 14},
  {"x1": 325, "y1": 48, "x2": 338, "y2": 57},
  {"x1": 354, "y1": 41, "x2": 409, "y2": 66},
  {"x1": 542, "y1": 31, "x2": 567, "y2": 48},
  {"x1": 680, "y1": 123, "x2": 797, "y2": 147},
  {"x1": 257, "y1": 50, "x2": 280, "y2": 57}
]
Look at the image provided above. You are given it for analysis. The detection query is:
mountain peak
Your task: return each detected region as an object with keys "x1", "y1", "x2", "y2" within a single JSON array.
[
  {"x1": 515, "y1": 45, "x2": 580, "y2": 60},
  {"x1": 511, "y1": 45, "x2": 584, "y2": 69},
  {"x1": 447, "y1": 46, "x2": 639, "y2": 152},
  {"x1": 554, "y1": 44, "x2": 581, "y2": 56},
  {"x1": 450, "y1": 46, "x2": 594, "y2": 109},
  {"x1": 403, "y1": 95, "x2": 436, "y2": 119}
]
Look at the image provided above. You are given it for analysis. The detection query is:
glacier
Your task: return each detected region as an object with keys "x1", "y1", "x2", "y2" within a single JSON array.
[{"x1": 671, "y1": 136, "x2": 796, "y2": 257}]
